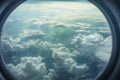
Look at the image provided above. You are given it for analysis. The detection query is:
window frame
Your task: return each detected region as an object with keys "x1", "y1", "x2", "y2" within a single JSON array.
[{"x1": 0, "y1": 0, "x2": 120, "y2": 80}]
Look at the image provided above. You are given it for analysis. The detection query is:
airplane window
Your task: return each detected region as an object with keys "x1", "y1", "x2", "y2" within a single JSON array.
[{"x1": 1, "y1": 0, "x2": 112, "y2": 80}]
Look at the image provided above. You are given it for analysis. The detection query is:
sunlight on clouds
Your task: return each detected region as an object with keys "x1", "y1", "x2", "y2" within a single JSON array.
[{"x1": 25, "y1": 2, "x2": 94, "y2": 11}]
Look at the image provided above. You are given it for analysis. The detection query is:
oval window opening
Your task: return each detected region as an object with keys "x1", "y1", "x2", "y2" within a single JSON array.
[{"x1": 1, "y1": 0, "x2": 112, "y2": 80}]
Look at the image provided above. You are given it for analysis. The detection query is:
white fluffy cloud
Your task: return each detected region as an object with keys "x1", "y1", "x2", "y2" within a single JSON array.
[
  {"x1": 1, "y1": 35, "x2": 24, "y2": 52},
  {"x1": 6, "y1": 44, "x2": 89, "y2": 80},
  {"x1": 7, "y1": 56, "x2": 57, "y2": 80},
  {"x1": 2, "y1": 25, "x2": 111, "y2": 80},
  {"x1": 2, "y1": 33, "x2": 112, "y2": 80},
  {"x1": 71, "y1": 32, "x2": 112, "y2": 63},
  {"x1": 5, "y1": 41, "x2": 90, "y2": 80},
  {"x1": 51, "y1": 46, "x2": 89, "y2": 79},
  {"x1": 2, "y1": 28, "x2": 112, "y2": 80},
  {"x1": 96, "y1": 36, "x2": 112, "y2": 62},
  {"x1": 72, "y1": 33, "x2": 103, "y2": 46},
  {"x1": 1, "y1": 29, "x2": 46, "y2": 51}
]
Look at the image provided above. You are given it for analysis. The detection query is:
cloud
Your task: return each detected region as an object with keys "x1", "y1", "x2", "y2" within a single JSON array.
[
  {"x1": 43, "y1": 69, "x2": 57, "y2": 80},
  {"x1": 2, "y1": 23, "x2": 111, "y2": 80},
  {"x1": 4, "y1": 39, "x2": 90, "y2": 80},
  {"x1": 7, "y1": 56, "x2": 57, "y2": 80},
  {"x1": 20, "y1": 29, "x2": 45, "y2": 39},
  {"x1": 1, "y1": 35, "x2": 24, "y2": 52},
  {"x1": 76, "y1": 23, "x2": 91, "y2": 28},
  {"x1": 95, "y1": 36, "x2": 112, "y2": 62},
  {"x1": 3, "y1": 32, "x2": 111, "y2": 80},
  {"x1": 70, "y1": 64, "x2": 89, "y2": 80},
  {"x1": 71, "y1": 33, "x2": 104, "y2": 46},
  {"x1": 26, "y1": 1, "x2": 90, "y2": 11},
  {"x1": 6, "y1": 46, "x2": 89, "y2": 80},
  {"x1": 2, "y1": 29, "x2": 46, "y2": 51},
  {"x1": 2, "y1": 26, "x2": 111, "y2": 80},
  {"x1": 26, "y1": 18, "x2": 45, "y2": 26},
  {"x1": 25, "y1": 17, "x2": 92, "y2": 29},
  {"x1": 51, "y1": 46, "x2": 89, "y2": 79},
  {"x1": 24, "y1": 18, "x2": 53, "y2": 27}
]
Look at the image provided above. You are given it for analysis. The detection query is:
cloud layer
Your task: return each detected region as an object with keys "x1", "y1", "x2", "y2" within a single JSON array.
[{"x1": 1, "y1": 1, "x2": 112, "y2": 80}]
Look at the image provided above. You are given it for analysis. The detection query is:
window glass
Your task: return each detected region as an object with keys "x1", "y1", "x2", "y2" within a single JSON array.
[{"x1": 1, "y1": 1, "x2": 112, "y2": 80}]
